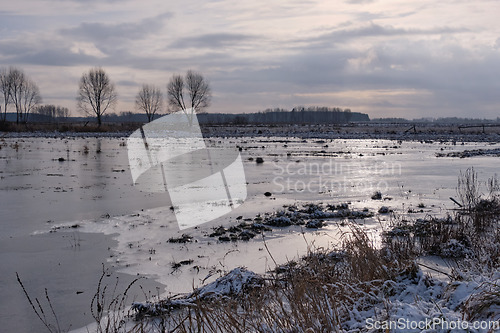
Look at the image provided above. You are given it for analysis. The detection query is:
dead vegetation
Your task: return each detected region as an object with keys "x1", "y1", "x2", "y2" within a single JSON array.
[
  {"x1": 384, "y1": 169, "x2": 499, "y2": 266},
  {"x1": 260, "y1": 202, "x2": 373, "y2": 228},
  {"x1": 18, "y1": 169, "x2": 499, "y2": 332},
  {"x1": 1, "y1": 121, "x2": 141, "y2": 133},
  {"x1": 128, "y1": 224, "x2": 417, "y2": 332},
  {"x1": 127, "y1": 168, "x2": 499, "y2": 332}
]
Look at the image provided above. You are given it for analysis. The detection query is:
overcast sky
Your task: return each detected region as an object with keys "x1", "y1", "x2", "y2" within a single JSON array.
[{"x1": 1, "y1": 0, "x2": 499, "y2": 119}]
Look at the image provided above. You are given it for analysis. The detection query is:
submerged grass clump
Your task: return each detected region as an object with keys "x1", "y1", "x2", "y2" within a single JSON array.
[
  {"x1": 384, "y1": 169, "x2": 500, "y2": 268},
  {"x1": 261, "y1": 202, "x2": 373, "y2": 228}
]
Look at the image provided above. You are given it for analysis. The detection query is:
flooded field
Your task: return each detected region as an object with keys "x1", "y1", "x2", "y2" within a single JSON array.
[{"x1": 1, "y1": 134, "x2": 499, "y2": 332}]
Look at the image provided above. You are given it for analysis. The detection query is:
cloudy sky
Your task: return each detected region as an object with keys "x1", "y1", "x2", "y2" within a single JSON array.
[{"x1": 1, "y1": 0, "x2": 499, "y2": 119}]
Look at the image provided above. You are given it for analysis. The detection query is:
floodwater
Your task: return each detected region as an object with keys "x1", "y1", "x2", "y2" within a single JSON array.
[{"x1": 0, "y1": 135, "x2": 498, "y2": 332}]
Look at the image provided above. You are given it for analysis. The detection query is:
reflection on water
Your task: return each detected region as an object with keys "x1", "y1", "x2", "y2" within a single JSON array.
[
  {"x1": 2, "y1": 137, "x2": 498, "y2": 238},
  {"x1": 0, "y1": 136, "x2": 499, "y2": 333},
  {"x1": 0, "y1": 137, "x2": 171, "y2": 239}
]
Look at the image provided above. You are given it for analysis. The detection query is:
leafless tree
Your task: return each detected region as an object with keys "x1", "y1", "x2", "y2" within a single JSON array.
[
  {"x1": 186, "y1": 70, "x2": 211, "y2": 110},
  {"x1": 0, "y1": 67, "x2": 13, "y2": 122},
  {"x1": 166, "y1": 70, "x2": 211, "y2": 125},
  {"x1": 36, "y1": 104, "x2": 57, "y2": 119},
  {"x1": 6, "y1": 68, "x2": 42, "y2": 124},
  {"x1": 77, "y1": 67, "x2": 117, "y2": 126},
  {"x1": 9, "y1": 68, "x2": 26, "y2": 124},
  {"x1": 135, "y1": 84, "x2": 163, "y2": 122},
  {"x1": 56, "y1": 106, "x2": 70, "y2": 119},
  {"x1": 36, "y1": 105, "x2": 69, "y2": 122},
  {"x1": 20, "y1": 79, "x2": 42, "y2": 122},
  {"x1": 167, "y1": 74, "x2": 186, "y2": 111}
]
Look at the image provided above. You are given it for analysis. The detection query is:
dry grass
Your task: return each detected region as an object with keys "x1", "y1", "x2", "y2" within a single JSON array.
[
  {"x1": 17, "y1": 265, "x2": 145, "y2": 333},
  {"x1": 384, "y1": 169, "x2": 499, "y2": 265},
  {"x1": 140, "y1": 169, "x2": 499, "y2": 332},
  {"x1": 126, "y1": 224, "x2": 416, "y2": 332},
  {"x1": 21, "y1": 211, "x2": 498, "y2": 332},
  {"x1": 90, "y1": 266, "x2": 144, "y2": 333},
  {"x1": 457, "y1": 167, "x2": 481, "y2": 210},
  {"x1": 464, "y1": 280, "x2": 500, "y2": 321},
  {"x1": 16, "y1": 272, "x2": 67, "y2": 333},
  {"x1": 19, "y1": 169, "x2": 499, "y2": 332},
  {"x1": 1, "y1": 121, "x2": 141, "y2": 133}
]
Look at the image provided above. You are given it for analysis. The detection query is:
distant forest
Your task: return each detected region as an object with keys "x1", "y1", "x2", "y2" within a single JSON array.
[
  {"x1": 8, "y1": 106, "x2": 368, "y2": 125},
  {"x1": 372, "y1": 117, "x2": 500, "y2": 124},
  {"x1": 198, "y1": 107, "x2": 369, "y2": 124},
  {"x1": 4, "y1": 106, "x2": 500, "y2": 125}
]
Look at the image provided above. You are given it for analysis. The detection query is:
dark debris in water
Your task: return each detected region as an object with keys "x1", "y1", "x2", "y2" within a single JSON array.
[
  {"x1": 168, "y1": 234, "x2": 193, "y2": 243},
  {"x1": 262, "y1": 202, "x2": 373, "y2": 227},
  {"x1": 171, "y1": 259, "x2": 194, "y2": 270},
  {"x1": 209, "y1": 222, "x2": 272, "y2": 242},
  {"x1": 436, "y1": 147, "x2": 500, "y2": 158},
  {"x1": 205, "y1": 202, "x2": 374, "y2": 243}
]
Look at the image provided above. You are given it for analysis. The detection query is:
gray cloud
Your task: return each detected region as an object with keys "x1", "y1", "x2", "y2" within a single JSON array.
[
  {"x1": 0, "y1": 39, "x2": 100, "y2": 66},
  {"x1": 60, "y1": 12, "x2": 172, "y2": 43},
  {"x1": 0, "y1": 33, "x2": 246, "y2": 71},
  {"x1": 116, "y1": 80, "x2": 140, "y2": 87},
  {"x1": 16, "y1": 48, "x2": 99, "y2": 67},
  {"x1": 1, "y1": 1, "x2": 498, "y2": 119},
  {"x1": 0, "y1": 12, "x2": 43, "y2": 32},
  {"x1": 209, "y1": 35, "x2": 500, "y2": 117},
  {"x1": 170, "y1": 33, "x2": 257, "y2": 49},
  {"x1": 309, "y1": 23, "x2": 471, "y2": 46}
]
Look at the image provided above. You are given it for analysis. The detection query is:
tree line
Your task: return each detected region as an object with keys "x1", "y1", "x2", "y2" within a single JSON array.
[
  {"x1": 0, "y1": 66, "x2": 211, "y2": 126},
  {"x1": 77, "y1": 67, "x2": 211, "y2": 126},
  {"x1": 33, "y1": 105, "x2": 71, "y2": 122},
  {"x1": 229, "y1": 106, "x2": 363, "y2": 124},
  {"x1": 0, "y1": 67, "x2": 42, "y2": 124},
  {"x1": 197, "y1": 109, "x2": 368, "y2": 125},
  {"x1": 1, "y1": 66, "x2": 365, "y2": 126}
]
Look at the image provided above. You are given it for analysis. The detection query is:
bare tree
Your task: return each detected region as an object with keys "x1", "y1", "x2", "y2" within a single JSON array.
[
  {"x1": 167, "y1": 74, "x2": 186, "y2": 111},
  {"x1": 21, "y1": 80, "x2": 42, "y2": 122},
  {"x1": 37, "y1": 104, "x2": 70, "y2": 120},
  {"x1": 36, "y1": 104, "x2": 57, "y2": 120},
  {"x1": 186, "y1": 70, "x2": 211, "y2": 110},
  {"x1": 77, "y1": 67, "x2": 117, "y2": 126},
  {"x1": 135, "y1": 84, "x2": 163, "y2": 122},
  {"x1": 0, "y1": 67, "x2": 13, "y2": 122},
  {"x1": 4, "y1": 68, "x2": 42, "y2": 124},
  {"x1": 9, "y1": 68, "x2": 26, "y2": 124},
  {"x1": 56, "y1": 106, "x2": 70, "y2": 119},
  {"x1": 166, "y1": 70, "x2": 211, "y2": 125}
]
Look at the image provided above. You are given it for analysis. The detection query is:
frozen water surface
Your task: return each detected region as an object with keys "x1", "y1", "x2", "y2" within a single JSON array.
[{"x1": 0, "y1": 135, "x2": 498, "y2": 332}]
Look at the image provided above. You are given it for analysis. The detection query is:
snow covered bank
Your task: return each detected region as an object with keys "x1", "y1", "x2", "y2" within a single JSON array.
[
  {"x1": 128, "y1": 216, "x2": 499, "y2": 332},
  {"x1": 125, "y1": 173, "x2": 499, "y2": 332}
]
